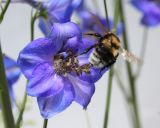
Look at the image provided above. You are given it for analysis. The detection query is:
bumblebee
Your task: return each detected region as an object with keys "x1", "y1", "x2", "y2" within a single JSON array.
[
  {"x1": 81, "y1": 31, "x2": 139, "y2": 70},
  {"x1": 79, "y1": 13, "x2": 139, "y2": 69},
  {"x1": 80, "y1": 32, "x2": 120, "y2": 69}
]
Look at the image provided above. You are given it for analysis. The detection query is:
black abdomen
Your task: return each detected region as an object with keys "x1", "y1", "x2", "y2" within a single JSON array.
[{"x1": 96, "y1": 45, "x2": 117, "y2": 67}]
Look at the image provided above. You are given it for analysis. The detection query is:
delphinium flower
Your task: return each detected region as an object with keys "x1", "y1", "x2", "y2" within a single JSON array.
[
  {"x1": 2, "y1": 55, "x2": 21, "y2": 104},
  {"x1": 1, "y1": 0, "x2": 82, "y2": 35},
  {"x1": 76, "y1": 0, "x2": 123, "y2": 35},
  {"x1": 131, "y1": 0, "x2": 160, "y2": 26},
  {"x1": 37, "y1": 0, "x2": 83, "y2": 36},
  {"x1": 18, "y1": 22, "x2": 106, "y2": 118}
]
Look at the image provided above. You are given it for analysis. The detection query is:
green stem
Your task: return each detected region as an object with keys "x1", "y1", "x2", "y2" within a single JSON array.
[
  {"x1": 103, "y1": 0, "x2": 110, "y2": 31},
  {"x1": 43, "y1": 119, "x2": 48, "y2": 128},
  {"x1": 103, "y1": 67, "x2": 114, "y2": 128},
  {"x1": 102, "y1": 1, "x2": 113, "y2": 128},
  {"x1": 30, "y1": 11, "x2": 36, "y2": 41},
  {"x1": 103, "y1": 0, "x2": 121, "y2": 127},
  {"x1": 0, "y1": 0, "x2": 11, "y2": 23},
  {"x1": 135, "y1": 27, "x2": 148, "y2": 79},
  {"x1": 15, "y1": 93, "x2": 27, "y2": 128},
  {"x1": 119, "y1": 1, "x2": 141, "y2": 128},
  {"x1": 15, "y1": 9, "x2": 38, "y2": 128},
  {"x1": 113, "y1": 0, "x2": 120, "y2": 33},
  {"x1": 114, "y1": 70, "x2": 129, "y2": 101},
  {"x1": 0, "y1": 44, "x2": 15, "y2": 128},
  {"x1": 30, "y1": 10, "x2": 43, "y2": 41}
]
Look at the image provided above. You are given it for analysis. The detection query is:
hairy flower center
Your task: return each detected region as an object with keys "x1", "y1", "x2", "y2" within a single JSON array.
[{"x1": 53, "y1": 52, "x2": 91, "y2": 76}]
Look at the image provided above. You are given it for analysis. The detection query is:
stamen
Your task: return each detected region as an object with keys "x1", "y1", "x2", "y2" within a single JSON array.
[{"x1": 53, "y1": 52, "x2": 92, "y2": 76}]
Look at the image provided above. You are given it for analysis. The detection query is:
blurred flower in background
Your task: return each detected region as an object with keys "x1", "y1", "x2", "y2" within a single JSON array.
[
  {"x1": 131, "y1": 0, "x2": 160, "y2": 26},
  {"x1": 2, "y1": 55, "x2": 21, "y2": 103},
  {"x1": 76, "y1": 0, "x2": 123, "y2": 34}
]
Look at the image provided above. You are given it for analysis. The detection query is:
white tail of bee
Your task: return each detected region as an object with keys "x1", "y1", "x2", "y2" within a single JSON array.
[{"x1": 119, "y1": 48, "x2": 141, "y2": 64}]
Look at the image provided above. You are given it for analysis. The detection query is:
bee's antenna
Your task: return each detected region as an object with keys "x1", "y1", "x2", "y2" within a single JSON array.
[{"x1": 89, "y1": 12, "x2": 108, "y2": 33}]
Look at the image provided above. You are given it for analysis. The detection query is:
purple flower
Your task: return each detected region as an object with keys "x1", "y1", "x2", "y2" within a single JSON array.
[
  {"x1": 76, "y1": 1, "x2": 123, "y2": 35},
  {"x1": 131, "y1": 0, "x2": 160, "y2": 26},
  {"x1": 5, "y1": 0, "x2": 82, "y2": 36},
  {"x1": 18, "y1": 22, "x2": 104, "y2": 118},
  {"x1": 3, "y1": 55, "x2": 21, "y2": 102},
  {"x1": 38, "y1": 0, "x2": 82, "y2": 36}
]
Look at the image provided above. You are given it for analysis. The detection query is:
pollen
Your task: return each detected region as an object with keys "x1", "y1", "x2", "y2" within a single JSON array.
[{"x1": 53, "y1": 52, "x2": 91, "y2": 76}]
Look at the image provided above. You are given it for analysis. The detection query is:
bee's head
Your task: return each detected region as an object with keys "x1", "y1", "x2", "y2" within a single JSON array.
[{"x1": 102, "y1": 32, "x2": 120, "y2": 57}]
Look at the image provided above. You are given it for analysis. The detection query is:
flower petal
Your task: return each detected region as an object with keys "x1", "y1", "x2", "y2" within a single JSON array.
[
  {"x1": 68, "y1": 74, "x2": 95, "y2": 108},
  {"x1": 17, "y1": 38, "x2": 59, "y2": 79},
  {"x1": 141, "y1": 13, "x2": 160, "y2": 26},
  {"x1": 77, "y1": 54, "x2": 108, "y2": 83},
  {"x1": 27, "y1": 62, "x2": 64, "y2": 97},
  {"x1": 38, "y1": 18, "x2": 52, "y2": 37},
  {"x1": 131, "y1": 0, "x2": 158, "y2": 12},
  {"x1": 45, "y1": 0, "x2": 82, "y2": 22},
  {"x1": 48, "y1": 22, "x2": 82, "y2": 52},
  {"x1": 37, "y1": 78, "x2": 74, "y2": 118},
  {"x1": 4, "y1": 55, "x2": 21, "y2": 86},
  {"x1": 78, "y1": 37, "x2": 96, "y2": 54}
]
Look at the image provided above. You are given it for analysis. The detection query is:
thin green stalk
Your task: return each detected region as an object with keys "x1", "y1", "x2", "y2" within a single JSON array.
[
  {"x1": 30, "y1": 10, "x2": 37, "y2": 41},
  {"x1": 103, "y1": 0, "x2": 121, "y2": 127},
  {"x1": 30, "y1": 10, "x2": 43, "y2": 41},
  {"x1": 15, "y1": 93, "x2": 27, "y2": 128},
  {"x1": 103, "y1": 0, "x2": 110, "y2": 31},
  {"x1": 103, "y1": 67, "x2": 114, "y2": 128},
  {"x1": 135, "y1": 27, "x2": 148, "y2": 79},
  {"x1": 114, "y1": 70, "x2": 129, "y2": 101},
  {"x1": 0, "y1": 44, "x2": 15, "y2": 128},
  {"x1": 0, "y1": 0, "x2": 11, "y2": 23},
  {"x1": 102, "y1": 1, "x2": 114, "y2": 128},
  {"x1": 15, "y1": 9, "x2": 38, "y2": 128},
  {"x1": 113, "y1": 0, "x2": 120, "y2": 32},
  {"x1": 119, "y1": 1, "x2": 141, "y2": 128},
  {"x1": 43, "y1": 119, "x2": 48, "y2": 128}
]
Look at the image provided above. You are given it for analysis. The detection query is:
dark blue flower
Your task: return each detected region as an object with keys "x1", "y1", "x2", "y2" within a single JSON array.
[
  {"x1": 18, "y1": 22, "x2": 104, "y2": 118},
  {"x1": 131, "y1": 0, "x2": 160, "y2": 26},
  {"x1": 3, "y1": 55, "x2": 21, "y2": 102}
]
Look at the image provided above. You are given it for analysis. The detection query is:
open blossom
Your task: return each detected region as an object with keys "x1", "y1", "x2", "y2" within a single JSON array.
[
  {"x1": 3, "y1": 55, "x2": 21, "y2": 103},
  {"x1": 18, "y1": 22, "x2": 105, "y2": 118},
  {"x1": 131, "y1": 0, "x2": 160, "y2": 26}
]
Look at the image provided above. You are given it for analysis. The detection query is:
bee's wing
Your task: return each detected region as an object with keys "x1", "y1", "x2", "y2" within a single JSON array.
[
  {"x1": 119, "y1": 48, "x2": 141, "y2": 64},
  {"x1": 89, "y1": 12, "x2": 108, "y2": 33}
]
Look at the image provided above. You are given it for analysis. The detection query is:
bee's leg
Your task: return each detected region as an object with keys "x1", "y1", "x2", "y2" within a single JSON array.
[
  {"x1": 83, "y1": 32, "x2": 102, "y2": 38},
  {"x1": 78, "y1": 44, "x2": 97, "y2": 56}
]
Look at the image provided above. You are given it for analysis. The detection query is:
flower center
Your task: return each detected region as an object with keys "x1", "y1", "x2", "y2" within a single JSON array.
[{"x1": 53, "y1": 51, "x2": 91, "y2": 76}]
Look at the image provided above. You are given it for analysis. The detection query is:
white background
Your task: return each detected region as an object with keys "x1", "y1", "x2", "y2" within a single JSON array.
[{"x1": 0, "y1": 0, "x2": 160, "y2": 128}]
